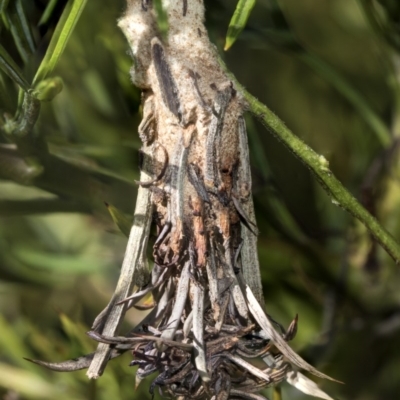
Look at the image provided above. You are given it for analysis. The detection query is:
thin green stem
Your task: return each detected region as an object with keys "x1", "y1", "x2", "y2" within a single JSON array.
[
  {"x1": 218, "y1": 55, "x2": 400, "y2": 264},
  {"x1": 216, "y1": 50, "x2": 400, "y2": 261},
  {"x1": 241, "y1": 88, "x2": 400, "y2": 263}
]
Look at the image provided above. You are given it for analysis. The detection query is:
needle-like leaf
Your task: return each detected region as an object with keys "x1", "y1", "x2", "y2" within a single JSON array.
[
  {"x1": 0, "y1": 43, "x2": 30, "y2": 91},
  {"x1": 286, "y1": 370, "x2": 336, "y2": 400},
  {"x1": 33, "y1": 0, "x2": 87, "y2": 85},
  {"x1": 225, "y1": 0, "x2": 257, "y2": 51}
]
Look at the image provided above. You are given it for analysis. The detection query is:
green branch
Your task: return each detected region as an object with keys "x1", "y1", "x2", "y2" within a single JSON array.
[
  {"x1": 217, "y1": 48, "x2": 400, "y2": 261},
  {"x1": 240, "y1": 88, "x2": 400, "y2": 262}
]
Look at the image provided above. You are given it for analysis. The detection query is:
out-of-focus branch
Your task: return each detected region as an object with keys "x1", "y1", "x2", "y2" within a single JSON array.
[
  {"x1": 0, "y1": 199, "x2": 88, "y2": 216},
  {"x1": 0, "y1": 145, "x2": 136, "y2": 214}
]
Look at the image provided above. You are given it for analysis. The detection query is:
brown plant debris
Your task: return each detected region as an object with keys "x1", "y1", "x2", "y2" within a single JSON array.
[{"x1": 28, "y1": 1, "x2": 337, "y2": 399}]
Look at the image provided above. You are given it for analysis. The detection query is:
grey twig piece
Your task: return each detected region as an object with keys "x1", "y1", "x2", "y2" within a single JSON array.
[
  {"x1": 155, "y1": 222, "x2": 171, "y2": 246},
  {"x1": 91, "y1": 302, "x2": 112, "y2": 331},
  {"x1": 24, "y1": 349, "x2": 121, "y2": 372},
  {"x1": 193, "y1": 283, "x2": 209, "y2": 382},
  {"x1": 206, "y1": 240, "x2": 219, "y2": 312},
  {"x1": 151, "y1": 280, "x2": 174, "y2": 322},
  {"x1": 224, "y1": 353, "x2": 272, "y2": 383},
  {"x1": 167, "y1": 132, "x2": 191, "y2": 225},
  {"x1": 161, "y1": 261, "x2": 190, "y2": 340},
  {"x1": 135, "y1": 143, "x2": 169, "y2": 187},
  {"x1": 232, "y1": 195, "x2": 258, "y2": 236},
  {"x1": 175, "y1": 131, "x2": 192, "y2": 219},
  {"x1": 237, "y1": 116, "x2": 264, "y2": 304},
  {"x1": 237, "y1": 116, "x2": 252, "y2": 186},
  {"x1": 116, "y1": 268, "x2": 167, "y2": 305},
  {"x1": 151, "y1": 37, "x2": 183, "y2": 123},
  {"x1": 205, "y1": 85, "x2": 234, "y2": 186},
  {"x1": 223, "y1": 239, "x2": 249, "y2": 319},
  {"x1": 215, "y1": 293, "x2": 229, "y2": 332},
  {"x1": 86, "y1": 151, "x2": 153, "y2": 379},
  {"x1": 284, "y1": 314, "x2": 299, "y2": 341},
  {"x1": 188, "y1": 163, "x2": 211, "y2": 204},
  {"x1": 214, "y1": 371, "x2": 231, "y2": 400},
  {"x1": 184, "y1": 293, "x2": 213, "y2": 338},
  {"x1": 183, "y1": 308, "x2": 193, "y2": 338},
  {"x1": 245, "y1": 284, "x2": 339, "y2": 382},
  {"x1": 286, "y1": 371, "x2": 335, "y2": 400},
  {"x1": 188, "y1": 69, "x2": 212, "y2": 112},
  {"x1": 87, "y1": 331, "x2": 193, "y2": 351}
]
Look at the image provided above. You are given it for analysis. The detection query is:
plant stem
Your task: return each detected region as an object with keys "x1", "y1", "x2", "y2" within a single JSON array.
[
  {"x1": 218, "y1": 53, "x2": 400, "y2": 261},
  {"x1": 240, "y1": 88, "x2": 400, "y2": 262}
]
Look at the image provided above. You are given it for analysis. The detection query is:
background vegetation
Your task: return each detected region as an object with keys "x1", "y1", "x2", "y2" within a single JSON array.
[{"x1": 1, "y1": 0, "x2": 400, "y2": 399}]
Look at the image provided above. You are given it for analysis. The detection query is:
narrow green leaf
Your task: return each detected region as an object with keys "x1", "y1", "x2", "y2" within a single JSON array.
[
  {"x1": 59, "y1": 313, "x2": 93, "y2": 353},
  {"x1": 225, "y1": 0, "x2": 257, "y2": 51},
  {"x1": 38, "y1": 0, "x2": 59, "y2": 26},
  {"x1": 0, "y1": 314, "x2": 35, "y2": 369},
  {"x1": 12, "y1": 246, "x2": 109, "y2": 274},
  {"x1": 33, "y1": 0, "x2": 88, "y2": 85},
  {"x1": 4, "y1": 0, "x2": 35, "y2": 62},
  {"x1": 0, "y1": 198, "x2": 87, "y2": 216},
  {"x1": 105, "y1": 202, "x2": 132, "y2": 237},
  {"x1": 15, "y1": 0, "x2": 35, "y2": 52},
  {"x1": 0, "y1": 0, "x2": 10, "y2": 14},
  {"x1": 0, "y1": 43, "x2": 30, "y2": 90},
  {"x1": 299, "y1": 52, "x2": 391, "y2": 147},
  {"x1": 48, "y1": 144, "x2": 136, "y2": 184}
]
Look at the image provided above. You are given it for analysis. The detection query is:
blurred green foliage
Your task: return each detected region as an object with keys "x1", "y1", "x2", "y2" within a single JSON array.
[{"x1": 1, "y1": 0, "x2": 400, "y2": 399}]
